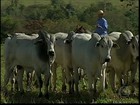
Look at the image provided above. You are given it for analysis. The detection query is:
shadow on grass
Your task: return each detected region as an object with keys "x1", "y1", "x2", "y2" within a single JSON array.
[
  {"x1": 1, "y1": 86, "x2": 139, "y2": 104},
  {"x1": 1, "y1": 90, "x2": 94, "y2": 103}
]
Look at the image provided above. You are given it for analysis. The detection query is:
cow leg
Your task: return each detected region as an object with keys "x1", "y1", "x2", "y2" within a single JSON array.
[
  {"x1": 119, "y1": 74, "x2": 128, "y2": 96},
  {"x1": 26, "y1": 71, "x2": 32, "y2": 92},
  {"x1": 3, "y1": 64, "x2": 14, "y2": 94},
  {"x1": 62, "y1": 68, "x2": 66, "y2": 92},
  {"x1": 14, "y1": 69, "x2": 18, "y2": 91},
  {"x1": 49, "y1": 74, "x2": 52, "y2": 92},
  {"x1": 51, "y1": 63, "x2": 57, "y2": 92},
  {"x1": 81, "y1": 76, "x2": 86, "y2": 90},
  {"x1": 10, "y1": 70, "x2": 15, "y2": 92},
  {"x1": 70, "y1": 68, "x2": 74, "y2": 93},
  {"x1": 116, "y1": 72, "x2": 126, "y2": 96},
  {"x1": 79, "y1": 69, "x2": 86, "y2": 90},
  {"x1": 10, "y1": 68, "x2": 18, "y2": 92},
  {"x1": 86, "y1": 72, "x2": 94, "y2": 98},
  {"x1": 32, "y1": 71, "x2": 38, "y2": 88},
  {"x1": 65, "y1": 67, "x2": 72, "y2": 94},
  {"x1": 17, "y1": 67, "x2": 24, "y2": 94},
  {"x1": 99, "y1": 67, "x2": 106, "y2": 92},
  {"x1": 130, "y1": 62, "x2": 138, "y2": 95},
  {"x1": 99, "y1": 63, "x2": 107, "y2": 92},
  {"x1": 105, "y1": 68, "x2": 111, "y2": 89},
  {"x1": 93, "y1": 78, "x2": 98, "y2": 94},
  {"x1": 35, "y1": 72, "x2": 43, "y2": 97},
  {"x1": 73, "y1": 67, "x2": 79, "y2": 94},
  {"x1": 105, "y1": 75, "x2": 108, "y2": 89},
  {"x1": 109, "y1": 69, "x2": 116, "y2": 93},
  {"x1": 44, "y1": 70, "x2": 51, "y2": 98},
  {"x1": 103, "y1": 68, "x2": 106, "y2": 92}
]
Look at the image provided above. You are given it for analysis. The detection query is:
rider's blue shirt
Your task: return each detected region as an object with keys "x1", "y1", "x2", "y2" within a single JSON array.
[{"x1": 95, "y1": 18, "x2": 108, "y2": 35}]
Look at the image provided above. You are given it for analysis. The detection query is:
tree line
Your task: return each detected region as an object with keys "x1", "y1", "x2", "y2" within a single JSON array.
[{"x1": 1, "y1": 0, "x2": 138, "y2": 43}]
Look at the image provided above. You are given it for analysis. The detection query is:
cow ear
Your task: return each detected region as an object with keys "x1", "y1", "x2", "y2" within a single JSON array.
[
  {"x1": 7, "y1": 34, "x2": 12, "y2": 37},
  {"x1": 64, "y1": 39, "x2": 72, "y2": 44},
  {"x1": 113, "y1": 43, "x2": 120, "y2": 49},
  {"x1": 95, "y1": 42, "x2": 100, "y2": 47},
  {"x1": 34, "y1": 39, "x2": 43, "y2": 44}
]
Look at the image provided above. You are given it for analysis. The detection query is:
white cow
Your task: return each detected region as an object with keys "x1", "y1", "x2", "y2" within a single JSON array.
[
  {"x1": 50, "y1": 31, "x2": 75, "y2": 93},
  {"x1": 3, "y1": 30, "x2": 55, "y2": 98},
  {"x1": 71, "y1": 33, "x2": 119, "y2": 98},
  {"x1": 107, "y1": 31, "x2": 139, "y2": 96}
]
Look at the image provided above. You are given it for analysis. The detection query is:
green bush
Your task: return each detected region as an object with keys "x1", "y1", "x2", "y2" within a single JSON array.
[{"x1": 23, "y1": 4, "x2": 48, "y2": 20}]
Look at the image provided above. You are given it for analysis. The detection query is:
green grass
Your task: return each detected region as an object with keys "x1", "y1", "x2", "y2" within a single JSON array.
[{"x1": 0, "y1": 44, "x2": 139, "y2": 103}]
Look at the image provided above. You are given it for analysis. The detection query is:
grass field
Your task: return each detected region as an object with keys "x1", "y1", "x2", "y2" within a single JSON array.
[{"x1": 0, "y1": 43, "x2": 139, "y2": 103}]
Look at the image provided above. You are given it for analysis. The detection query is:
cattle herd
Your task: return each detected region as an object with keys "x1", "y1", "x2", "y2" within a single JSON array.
[{"x1": 2, "y1": 29, "x2": 139, "y2": 101}]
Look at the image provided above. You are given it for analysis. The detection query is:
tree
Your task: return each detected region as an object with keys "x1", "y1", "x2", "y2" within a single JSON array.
[
  {"x1": 65, "y1": 3, "x2": 76, "y2": 17},
  {"x1": 11, "y1": 0, "x2": 19, "y2": 7},
  {"x1": 120, "y1": 0, "x2": 138, "y2": 34}
]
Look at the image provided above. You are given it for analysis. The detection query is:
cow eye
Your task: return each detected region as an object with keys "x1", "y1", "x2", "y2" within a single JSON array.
[{"x1": 101, "y1": 45, "x2": 104, "y2": 48}]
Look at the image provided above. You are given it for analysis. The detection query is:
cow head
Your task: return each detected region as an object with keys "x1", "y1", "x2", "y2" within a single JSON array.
[
  {"x1": 122, "y1": 31, "x2": 139, "y2": 62},
  {"x1": 45, "y1": 33, "x2": 56, "y2": 65},
  {"x1": 127, "y1": 36, "x2": 139, "y2": 62},
  {"x1": 95, "y1": 36, "x2": 119, "y2": 64},
  {"x1": 74, "y1": 25, "x2": 87, "y2": 33},
  {"x1": 34, "y1": 30, "x2": 56, "y2": 64},
  {"x1": 64, "y1": 31, "x2": 75, "y2": 44}
]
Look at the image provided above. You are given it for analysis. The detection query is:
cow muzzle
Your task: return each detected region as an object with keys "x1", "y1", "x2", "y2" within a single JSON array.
[
  {"x1": 17, "y1": 65, "x2": 23, "y2": 70},
  {"x1": 105, "y1": 58, "x2": 111, "y2": 62},
  {"x1": 48, "y1": 51, "x2": 55, "y2": 57}
]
